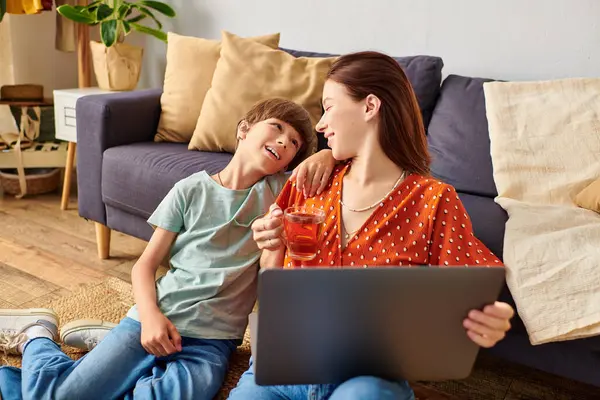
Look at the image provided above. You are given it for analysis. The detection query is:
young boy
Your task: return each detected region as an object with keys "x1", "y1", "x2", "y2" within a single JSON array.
[{"x1": 0, "y1": 98, "x2": 324, "y2": 400}]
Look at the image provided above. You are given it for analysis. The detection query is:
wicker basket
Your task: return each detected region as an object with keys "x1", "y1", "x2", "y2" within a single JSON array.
[{"x1": 0, "y1": 168, "x2": 61, "y2": 196}]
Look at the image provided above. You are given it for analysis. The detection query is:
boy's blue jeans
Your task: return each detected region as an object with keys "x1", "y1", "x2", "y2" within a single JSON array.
[
  {"x1": 227, "y1": 357, "x2": 415, "y2": 400},
  {"x1": 0, "y1": 317, "x2": 238, "y2": 400}
]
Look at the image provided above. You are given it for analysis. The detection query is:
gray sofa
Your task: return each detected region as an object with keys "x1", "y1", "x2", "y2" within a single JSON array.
[{"x1": 76, "y1": 49, "x2": 600, "y2": 388}]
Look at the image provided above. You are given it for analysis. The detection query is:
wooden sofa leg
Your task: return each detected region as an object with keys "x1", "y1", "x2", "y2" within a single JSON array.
[{"x1": 95, "y1": 222, "x2": 111, "y2": 260}]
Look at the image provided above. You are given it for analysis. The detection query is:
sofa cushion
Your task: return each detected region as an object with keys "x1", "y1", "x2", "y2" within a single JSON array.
[
  {"x1": 575, "y1": 178, "x2": 600, "y2": 213},
  {"x1": 189, "y1": 31, "x2": 331, "y2": 154},
  {"x1": 428, "y1": 75, "x2": 498, "y2": 198},
  {"x1": 155, "y1": 32, "x2": 281, "y2": 144},
  {"x1": 457, "y1": 192, "x2": 507, "y2": 260},
  {"x1": 283, "y1": 48, "x2": 444, "y2": 130},
  {"x1": 102, "y1": 143, "x2": 232, "y2": 219}
]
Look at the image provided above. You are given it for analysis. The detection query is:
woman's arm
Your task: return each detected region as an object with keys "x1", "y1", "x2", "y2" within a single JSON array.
[
  {"x1": 257, "y1": 153, "x2": 341, "y2": 266},
  {"x1": 259, "y1": 247, "x2": 286, "y2": 269},
  {"x1": 427, "y1": 184, "x2": 513, "y2": 347},
  {"x1": 255, "y1": 149, "x2": 338, "y2": 267},
  {"x1": 253, "y1": 204, "x2": 287, "y2": 268},
  {"x1": 427, "y1": 185, "x2": 502, "y2": 267},
  {"x1": 291, "y1": 149, "x2": 337, "y2": 197}
]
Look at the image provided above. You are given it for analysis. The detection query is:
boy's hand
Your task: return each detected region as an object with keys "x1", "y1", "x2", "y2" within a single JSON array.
[
  {"x1": 252, "y1": 204, "x2": 285, "y2": 251},
  {"x1": 140, "y1": 310, "x2": 182, "y2": 356},
  {"x1": 463, "y1": 301, "x2": 514, "y2": 348},
  {"x1": 291, "y1": 149, "x2": 336, "y2": 198}
]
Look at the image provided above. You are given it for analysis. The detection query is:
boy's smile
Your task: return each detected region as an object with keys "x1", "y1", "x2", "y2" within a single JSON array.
[{"x1": 264, "y1": 146, "x2": 281, "y2": 160}]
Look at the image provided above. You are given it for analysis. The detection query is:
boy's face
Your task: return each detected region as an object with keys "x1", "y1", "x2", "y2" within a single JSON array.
[{"x1": 238, "y1": 118, "x2": 304, "y2": 174}]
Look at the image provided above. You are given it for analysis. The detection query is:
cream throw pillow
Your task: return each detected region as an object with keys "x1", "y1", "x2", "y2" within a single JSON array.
[
  {"x1": 188, "y1": 30, "x2": 336, "y2": 154},
  {"x1": 484, "y1": 78, "x2": 600, "y2": 344},
  {"x1": 155, "y1": 32, "x2": 281, "y2": 143}
]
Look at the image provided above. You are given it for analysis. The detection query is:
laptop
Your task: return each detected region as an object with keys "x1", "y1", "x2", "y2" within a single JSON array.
[{"x1": 249, "y1": 266, "x2": 506, "y2": 386}]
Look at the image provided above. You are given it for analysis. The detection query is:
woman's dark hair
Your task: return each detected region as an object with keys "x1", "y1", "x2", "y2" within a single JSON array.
[{"x1": 327, "y1": 51, "x2": 430, "y2": 175}]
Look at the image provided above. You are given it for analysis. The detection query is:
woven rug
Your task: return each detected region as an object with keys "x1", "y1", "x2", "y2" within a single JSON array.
[{"x1": 0, "y1": 277, "x2": 251, "y2": 399}]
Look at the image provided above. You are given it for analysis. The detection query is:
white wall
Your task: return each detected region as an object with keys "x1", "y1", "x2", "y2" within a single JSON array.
[
  {"x1": 140, "y1": 0, "x2": 600, "y2": 89},
  {"x1": 0, "y1": 17, "x2": 15, "y2": 87},
  {"x1": 7, "y1": 11, "x2": 78, "y2": 95},
  {"x1": 5, "y1": 10, "x2": 146, "y2": 94},
  {"x1": 5, "y1": 0, "x2": 599, "y2": 92}
]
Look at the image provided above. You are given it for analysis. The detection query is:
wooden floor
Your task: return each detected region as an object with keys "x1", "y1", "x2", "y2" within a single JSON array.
[{"x1": 1, "y1": 190, "x2": 599, "y2": 399}]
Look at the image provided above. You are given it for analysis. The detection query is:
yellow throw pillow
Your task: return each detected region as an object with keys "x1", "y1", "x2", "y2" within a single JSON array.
[
  {"x1": 188, "y1": 30, "x2": 337, "y2": 154},
  {"x1": 575, "y1": 179, "x2": 600, "y2": 213},
  {"x1": 155, "y1": 32, "x2": 281, "y2": 143}
]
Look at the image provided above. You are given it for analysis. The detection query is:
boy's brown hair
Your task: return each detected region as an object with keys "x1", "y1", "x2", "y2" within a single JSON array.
[{"x1": 239, "y1": 98, "x2": 316, "y2": 170}]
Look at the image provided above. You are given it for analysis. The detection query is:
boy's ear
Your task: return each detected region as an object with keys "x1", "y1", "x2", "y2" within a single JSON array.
[{"x1": 237, "y1": 120, "x2": 251, "y2": 140}]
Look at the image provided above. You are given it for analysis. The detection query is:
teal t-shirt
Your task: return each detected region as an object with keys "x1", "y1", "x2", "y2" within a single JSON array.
[{"x1": 126, "y1": 170, "x2": 287, "y2": 340}]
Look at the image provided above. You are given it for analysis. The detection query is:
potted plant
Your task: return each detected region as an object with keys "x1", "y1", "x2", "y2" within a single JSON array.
[
  {"x1": 57, "y1": 0, "x2": 175, "y2": 91},
  {"x1": 0, "y1": 1, "x2": 6, "y2": 22}
]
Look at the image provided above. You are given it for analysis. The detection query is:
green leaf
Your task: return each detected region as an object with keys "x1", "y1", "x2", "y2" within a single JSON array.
[
  {"x1": 86, "y1": 1, "x2": 102, "y2": 13},
  {"x1": 130, "y1": 22, "x2": 167, "y2": 42},
  {"x1": 73, "y1": 5, "x2": 95, "y2": 13},
  {"x1": 101, "y1": 19, "x2": 118, "y2": 47},
  {"x1": 95, "y1": 4, "x2": 113, "y2": 21},
  {"x1": 138, "y1": 1, "x2": 175, "y2": 17},
  {"x1": 126, "y1": 14, "x2": 145, "y2": 23},
  {"x1": 57, "y1": 5, "x2": 96, "y2": 24},
  {"x1": 0, "y1": 0, "x2": 6, "y2": 23},
  {"x1": 118, "y1": 4, "x2": 131, "y2": 19},
  {"x1": 122, "y1": 20, "x2": 131, "y2": 34},
  {"x1": 135, "y1": 6, "x2": 161, "y2": 29}
]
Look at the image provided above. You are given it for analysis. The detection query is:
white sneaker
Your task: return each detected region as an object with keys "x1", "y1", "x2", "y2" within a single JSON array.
[
  {"x1": 60, "y1": 319, "x2": 117, "y2": 351},
  {"x1": 0, "y1": 308, "x2": 59, "y2": 355}
]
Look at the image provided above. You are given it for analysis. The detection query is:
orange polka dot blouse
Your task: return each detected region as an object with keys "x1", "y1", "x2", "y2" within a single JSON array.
[{"x1": 276, "y1": 163, "x2": 503, "y2": 269}]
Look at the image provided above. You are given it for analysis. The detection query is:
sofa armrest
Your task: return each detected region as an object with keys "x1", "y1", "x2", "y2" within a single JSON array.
[{"x1": 76, "y1": 88, "x2": 162, "y2": 225}]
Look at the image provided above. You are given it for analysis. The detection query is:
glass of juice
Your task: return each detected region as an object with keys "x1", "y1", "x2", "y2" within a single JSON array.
[{"x1": 283, "y1": 206, "x2": 326, "y2": 261}]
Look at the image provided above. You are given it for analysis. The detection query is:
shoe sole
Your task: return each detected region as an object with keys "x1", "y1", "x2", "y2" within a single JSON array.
[
  {"x1": 60, "y1": 319, "x2": 118, "y2": 342},
  {"x1": 0, "y1": 308, "x2": 59, "y2": 323}
]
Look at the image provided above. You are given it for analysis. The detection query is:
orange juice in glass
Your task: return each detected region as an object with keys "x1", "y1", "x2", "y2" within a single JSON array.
[{"x1": 283, "y1": 206, "x2": 326, "y2": 261}]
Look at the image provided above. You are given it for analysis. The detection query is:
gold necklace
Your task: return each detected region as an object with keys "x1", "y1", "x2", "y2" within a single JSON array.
[
  {"x1": 340, "y1": 170, "x2": 406, "y2": 213},
  {"x1": 343, "y1": 224, "x2": 360, "y2": 240},
  {"x1": 217, "y1": 172, "x2": 224, "y2": 186}
]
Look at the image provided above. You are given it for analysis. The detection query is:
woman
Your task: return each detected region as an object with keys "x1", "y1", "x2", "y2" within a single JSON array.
[{"x1": 228, "y1": 51, "x2": 514, "y2": 400}]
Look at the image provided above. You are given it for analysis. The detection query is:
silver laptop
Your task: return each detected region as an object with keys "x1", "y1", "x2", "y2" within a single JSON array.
[{"x1": 249, "y1": 266, "x2": 506, "y2": 386}]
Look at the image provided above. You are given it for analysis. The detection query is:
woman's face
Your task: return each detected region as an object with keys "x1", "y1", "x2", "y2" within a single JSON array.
[{"x1": 316, "y1": 80, "x2": 369, "y2": 161}]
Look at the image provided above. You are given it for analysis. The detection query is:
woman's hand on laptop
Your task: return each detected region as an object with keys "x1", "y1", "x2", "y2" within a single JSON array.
[
  {"x1": 291, "y1": 149, "x2": 336, "y2": 198},
  {"x1": 463, "y1": 301, "x2": 515, "y2": 348},
  {"x1": 253, "y1": 204, "x2": 285, "y2": 252}
]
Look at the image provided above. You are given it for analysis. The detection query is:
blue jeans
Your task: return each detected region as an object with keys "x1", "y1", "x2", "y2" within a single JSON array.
[
  {"x1": 227, "y1": 358, "x2": 415, "y2": 400},
  {"x1": 0, "y1": 317, "x2": 238, "y2": 400}
]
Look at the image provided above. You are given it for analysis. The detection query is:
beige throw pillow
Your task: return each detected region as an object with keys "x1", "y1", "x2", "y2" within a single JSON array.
[
  {"x1": 575, "y1": 179, "x2": 600, "y2": 213},
  {"x1": 188, "y1": 30, "x2": 336, "y2": 154},
  {"x1": 154, "y1": 32, "x2": 281, "y2": 143}
]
